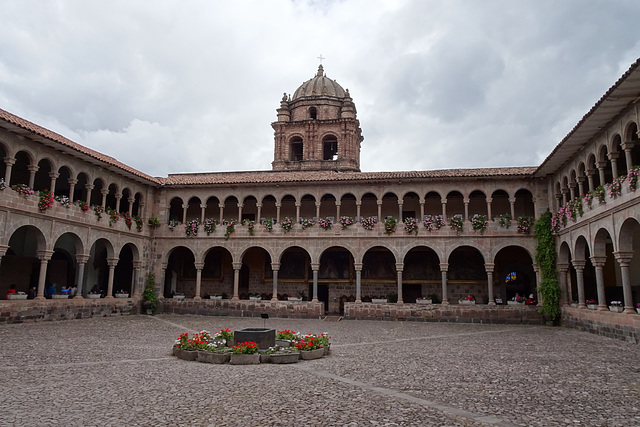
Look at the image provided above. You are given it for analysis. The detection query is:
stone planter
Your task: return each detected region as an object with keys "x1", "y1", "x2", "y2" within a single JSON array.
[
  {"x1": 174, "y1": 349, "x2": 198, "y2": 361},
  {"x1": 86, "y1": 294, "x2": 101, "y2": 299},
  {"x1": 173, "y1": 295, "x2": 186, "y2": 300},
  {"x1": 7, "y1": 294, "x2": 28, "y2": 300},
  {"x1": 371, "y1": 299, "x2": 387, "y2": 304},
  {"x1": 609, "y1": 306, "x2": 624, "y2": 313},
  {"x1": 270, "y1": 352, "x2": 300, "y2": 364},
  {"x1": 323, "y1": 345, "x2": 331, "y2": 356},
  {"x1": 52, "y1": 294, "x2": 69, "y2": 299},
  {"x1": 506, "y1": 301, "x2": 522, "y2": 306},
  {"x1": 459, "y1": 300, "x2": 475, "y2": 305},
  {"x1": 288, "y1": 297, "x2": 302, "y2": 302},
  {"x1": 115, "y1": 293, "x2": 129, "y2": 298},
  {"x1": 230, "y1": 353, "x2": 260, "y2": 365},
  {"x1": 299, "y1": 348, "x2": 324, "y2": 360},
  {"x1": 275, "y1": 339, "x2": 292, "y2": 348},
  {"x1": 197, "y1": 351, "x2": 230, "y2": 364},
  {"x1": 259, "y1": 353, "x2": 271, "y2": 363},
  {"x1": 210, "y1": 295, "x2": 223, "y2": 300},
  {"x1": 587, "y1": 304, "x2": 598, "y2": 310},
  {"x1": 636, "y1": 308, "x2": 640, "y2": 314},
  {"x1": 570, "y1": 303, "x2": 579, "y2": 308},
  {"x1": 249, "y1": 296, "x2": 262, "y2": 301},
  {"x1": 416, "y1": 299, "x2": 432, "y2": 304}
]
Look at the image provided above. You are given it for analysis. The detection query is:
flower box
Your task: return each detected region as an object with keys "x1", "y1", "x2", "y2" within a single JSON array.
[
  {"x1": 174, "y1": 349, "x2": 198, "y2": 361},
  {"x1": 299, "y1": 348, "x2": 325, "y2": 360},
  {"x1": 609, "y1": 306, "x2": 624, "y2": 313},
  {"x1": 276, "y1": 339, "x2": 292, "y2": 348},
  {"x1": 270, "y1": 352, "x2": 300, "y2": 364},
  {"x1": 288, "y1": 297, "x2": 302, "y2": 302},
  {"x1": 173, "y1": 295, "x2": 186, "y2": 300},
  {"x1": 87, "y1": 294, "x2": 101, "y2": 299},
  {"x1": 197, "y1": 351, "x2": 230, "y2": 364},
  {"x1": 229, "y1": 353, "x2": 260, "y2": 365},
  {"x1": 506, "y1": 301, "x2": 522, "y2": 306},
  {"x1": 115, "y1": 293, "x2": 129, "y2": 298},
  {"x1": 416, "y1": 299, "x2": 432, "y2": 304},
  {"x1": 210, "y1": 295, "x2": 222, "y2": 300},
  {"x1": 459, "y1": 300, "x2": 475, "y2": 305},
  {"x1": 371, "y1": 298, "x2": 387, "y2": 304},
  {"x1": 52, "y1": 294, "x2": 69, "y2": 299},
  {"x1": 7, "y1": 294, "x2": 27, "y2": 300},
  {"x1": 587, "y1": 304, "x2": 598, "y2": 310},
  {"x1": 570, "y1": 303, "x2": 579, "y2": 308},
  {"x1": 249, "y1": 296, "x2": 262, "y2": 301},
  {"x1": 637, "y1": 308, "x2": 640, "y2": 315}
]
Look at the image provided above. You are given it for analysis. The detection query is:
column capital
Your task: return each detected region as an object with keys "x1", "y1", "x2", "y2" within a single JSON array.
[
  {"x1": 76, "y1": 254, "x2": 90, "y2": 264},
  {"x1": 484, "y1": 262, "x2": 495, "y2": 273},
  {"x1": 107, "y1": 257, "x2": 119, "y2": 267},
  {"x1": 48, "y1": 172, "x2": 60, "y2": 179},
  {"x1": 0, "y1": 244, "x2": 8, "y2": 257},
  {"x1": 27, "y1": 164, "x2": 39, "y2": 173},
  {"x1": 132, "y1": 260, "x2": 143, "y2": 269},
  {"x1": 590, "y1": 256, "x2": 607, "y2": 267},
  {"x1": 232, "y1": 262, "x2": 242, "y2": 270},
  {"x1": 3, "y1": 157, "x2": 16, "y2": 166},
  {"x1": 194, "y1": 262, "x2": 204, "y2": 270},
  {"x1": 270, "y1": 262, "x2": 280, "y2": 271},
  {"x1": 441, "y1": 199, "x2": 447, "y2": 204},
  {"x1": 571, "y1": 259, "x2": 586, "y2": 270},
  {"x1": 37, "y1": 250, "x2": 54, "y2": 261},
  {"x1": 85, "y1": 184, "x2": 94, "y2": 190},
  {"x1": 395, "y1": 263, "x2": 404, "y2": 272},
  {"x1": 613, "y1": 251, "x2": 634, "y2": 265},
  {"x1": 439, "y1": 262, "x2": 449, "y2": 272},
  {"x1": 556, "y1": 262, "x2": 570, "y2": 273},
  {"x1": 100, "y1": 189, "x2": 109, "y2": 196},
  {"x1": 182, "y1": 204, "x2": 188, "y2": 209},
  {"x1": 310, "y1": 263, "x2": 320, "y2": 271},
  {"x1": 334, "y1": 201, "x2": 341, "y2": 207},
  {"x1": 353, "y1": 262, "x2": 363, "y2": 270}
]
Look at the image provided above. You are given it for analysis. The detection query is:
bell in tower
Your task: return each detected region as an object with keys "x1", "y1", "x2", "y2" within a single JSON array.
[{"x1": 271, "y1": 65, "x2": 363, "y2": 172}]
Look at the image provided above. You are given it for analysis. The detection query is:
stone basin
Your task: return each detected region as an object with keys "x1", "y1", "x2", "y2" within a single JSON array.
[{"x1": 233, "y1": 328, "x2": 275, "y2": 350}]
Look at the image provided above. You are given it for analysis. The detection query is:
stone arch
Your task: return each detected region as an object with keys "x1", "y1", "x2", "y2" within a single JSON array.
[
  {"x1": 611, "y1": 134, "x2": 626, "y2": 177},
  {"x1": 237, "y1": 246, "x2": 273, "y2": 300},
  {"x1": 577, "y1": 162, "x2": 588, "y2": 194},
  {"x1": 593, "y1": 227, "x2": 618, "y2": 304},
  {"x1": 0, "y1": 225, "x2": 47, "y2": 297},
  {"x1": 85, "y1": 238, "x2": 115, "y2": 297},
  {"x1": 574, "y1": 235, "x2": 597, "y2": 304},
  {"x1": 402, "y1": 245, "x2": 441, "y2": 303},
  {"x1": 105, "y1": 183, "x2": 119, "y2": 211},
  {"x1": 447, "y1": 245, "x2": 486, "y2": 302},
  {"x1": 132, "y1": 192, "x2": 143, "y2": 217},
  {"x1": 0, "y1": 141, "x2": 7, "y2": 181},
  {"x1": 491, "y1": 189, "x2": 510, "y2": 220},
  {"x1": 277, "y1": 246, "x2": 312, "y2": 301},
  {"x1": 186, "y1": 196, "x2": 202, "y2": 222},
  {"x1": 164, "y1": 245, "x2": 197, "y2": 298},
  {"x1": 113, "y1": 243, "x2": 138, "y2": 296},
  {"x1": 300, "y1": 193, "x2": 316, "y2": 221},
  {"x1": 90, "y1": 178, "x2": 105, "y2": 206},
  {"x1": 493, "y1": 245, "x2": 535, "y2": 303},
  {"x1": 424, "y1": 191, "x2": 441, "y2": 218},
  {"x1": 74, "y1": 172, "x2": 90, "y2": 202},
  {"x1": 52, "y1": 232, "x2": 84, "y2": 294},
  {"x1": 514, "y1": 189, "x2": 535, "y2": 218},
  {"x1": 401, "y1": 191, "x2": 420, "y2": 222},
  {"x1": 446, "y1": 190, "x2": 464, "y2": 219},
  {"x1": 360, "y1": 192, "x2": 378, "y2": 219},
  {"x1": 361, "y1": 246, "x2": 397, "y2": 302},
  {"x1": 318, "y1": 245, "x2": 355, "y2": 313},
  {"x1": 120, "y1": 187, "x2": 132, "y2": 214},
  {"x1": 322, "y1": 133, "x2": 338, "y2": 161},
  {"x1": 204, "y1": 196, "x2": 220, "y2": 220},
  {"x1": 468, "y1": 190, "x2": 487, "y2": 217},
  {"x1": 339, "y1": 192, "x2": 357, "y2": 220},
  {"x1": 598, "y1": 144, "x2": 613, "y2": 184},
  {"x1": 223, "y1": 195, "x2": 239, "y2": 222},
  {"x1": 54, "y1": 165, "x2": 73, "y2": 198},
  {"x1": 624, "y1": 121, "x2": 640, "y2": 167},
  {"x1": 169, "y1": 197, "x2": 184, "y2": 223},
  {"x1": 280, "y1": 194, "x2": 296, "y2": 221},
  {"x1": 380, "y1": 191, "x2": 399, "y2": 220},
  {"x1": 289, "y1": 135, "x2": 303, "y2": 161},
  {"x1": 9, "y1": 150, "x2": 33, "y2": 186},
  {"x1": 260, "y1": 195, "x2": 277, "y2": 223},
  {"x1": 241, "y1": 195, "x2": 258, "y2": 221},
  {"x1": 33, "y1": 158, "x2": 53, "y2": 192}
]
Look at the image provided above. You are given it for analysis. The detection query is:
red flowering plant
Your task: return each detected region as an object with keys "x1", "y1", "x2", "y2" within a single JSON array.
[
  {"x1": 213, "y1": 328, "x2": 234, "y2": 345},
  {"x1": 38, "y1": 190, "x2": 55, "y2": 211},
  {"x1": 76, "y1": 200, "x2": 89, "y2": 212},
  {"x1": 295, "y1": 334, "x2": 323, "y2": 351},
  {"x1": 174, "y1": 332, "x2": 196, "y2": 351},
  {"x1": 122, "y1": 212, "x2": 133, "y2": 229},
  {"x1": 232, "y1": 341, "x2": 259, "y2": 354},
  {"x1": 276, "y1": 329, "x2": 301, "y2": 341}
]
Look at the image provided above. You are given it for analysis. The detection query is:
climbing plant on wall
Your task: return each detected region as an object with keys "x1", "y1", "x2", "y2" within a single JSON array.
[{"x1": 535, "y1": 210, "x2": 561, "y2": 322}]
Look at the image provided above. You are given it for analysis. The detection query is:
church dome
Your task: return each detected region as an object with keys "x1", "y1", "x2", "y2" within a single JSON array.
[{"x1": 292, "y1": 65, "x2": 347, "y2": 100}]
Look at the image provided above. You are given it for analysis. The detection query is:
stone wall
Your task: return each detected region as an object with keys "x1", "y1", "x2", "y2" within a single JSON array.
[
  {"x1": 561, "y1": 307, "x2": 640, "y2": 344},
  {"x1": 0, "y1": 298, "x2": 138, "y2": 324},
  {"x1": 344, "y1": 302, "x2": 543, "y2": 324},
  {"x1": 159, "y1": 298, "x2": 324, "y2": 318}
]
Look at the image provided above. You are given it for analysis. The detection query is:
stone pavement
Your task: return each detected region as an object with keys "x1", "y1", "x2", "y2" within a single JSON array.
[{"x1": 1, "y1": 315, "x2": 639, "y2": 426}]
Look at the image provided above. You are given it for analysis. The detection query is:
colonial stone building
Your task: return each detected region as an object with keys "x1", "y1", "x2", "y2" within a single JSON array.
[{"x1": 1, "y1": 61, "x2": 639, "y2": 337}]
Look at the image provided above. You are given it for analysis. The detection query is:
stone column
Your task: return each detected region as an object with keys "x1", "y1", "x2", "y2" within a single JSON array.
[
  {"x1": 335, "y1": 201, "x2": 341, "y2": 221},
  {"x1": 355, "y1": 201, "x2": 361, "y2": 221},
  {"x1": 68, "y1": 179, "x2": 77, "y2": 201},
  {"x1": 569, "y1": 183, "x2": 577, "y2": 200},
  {"x1": 200, "y1": 204, "x2": 206, "y2": 223},
  {"x1": 485, "y1": 263, "x2": 495, "y2": 305},
  {"x1": 35, "y1": 250, "x2": 53, "y2": 300},
  {"x1": 275, "y1": 203, "x2": 281, "y2": 223},
  {"x1": 561, "y1": 189, "x2": 569, "y2": 205},
  {"x1": 128, "y1": 197, "x2": 135, "y2": 216},
  {"x1": 131, "y1": 261, "x2": 142, "y2": 297},
  {"x1": 590, "y1": 256, "x2": 608, "y2": 311},
  {"x1": 419, "y1": 199, "x2": 425, "y2": 221},
  {"x1": 85, "y1": 184, "x2": 94, "y2": 205},
  {"x1": 397, "y1": 201, "x2": 403, "y2": 222},
  {"x1": 463, "y1": 198, "x2": 469, "y2": 222},
  {"x1": 295, "y1": 202, "x2": 301, "y2": 224},
  {"x1": 395, "y1": 263, "x2": 404, "y2": 304},
  {"x1": 75, "y1": 254, "x2": 89, "y2": 298},
  {"x1": 256, "y1": 203, "x2": 262, "y2": 223},
  {"x1": 194, "y1": 262, "x2": 204, "y2": 300},
  {"x1": 237, "y1": 204, "x2": 243, "y2": 222},
  {"x1": 100, "y1": 189, "x2": 109, "y2": 209},
  {"x1": 441, "y1": 199, "x2": 447, "y2": 221},
  {"x1": 158, "y1": 262, "x2": 167, "y2": 299},
  {"x1": 311, "y1": 262, "x2": 319, "y2": 302},
  {"x1": 586, "y1": 169, "x2": 596, "y2": 193},
  {"x1": 508, "y1": 197, "x2": 516, "y2": 219},
  {"x1": 48, "y1": 172, "x2": 59, "y2": 193},
  {"x1": 218, "y1": 203, "x2": 224, "y2": 223},
  {"x1": 3, "y1": 157, "x2": 15, "y2": 183},
  {"x1": 572, "y1": 260, "x2": 586, "y2": 308},
  {"x1": 577, "y1": 177, "x2": 585, "y2": 197},
  {"x1": 533, "y1": 265, "x2": 542, "y2": 306},
  {"x1": 105, "y1": 257, "x2": 119, "y2": 298},
  {"x1": 622, "y1": 142, "x2": 634, "y2": 172},
  {"x1": 182, "y1": 204, "x2": 188, "y2": 224},
  {"x1": 440, "y1": 262, "x2": 449, "y2": 304},
  {"x1": 315, "y1": 202, "x2": 321, "y2": 221},
  {"x1": 557, "y1": 263, "x2": 569, "y2": 306},
  {"x1": 354, "y1": 262, "x2": 362, "y2": 302},
  {"x1": 232, "y1": 262, "x2": 241, "y2": 301},
  {"x1": 613, "y1": 251, "x2": 636, "y2": 314},
  {"x1": 486, "y1": 198, "x2": 493, "y2": 222},
  {"x1": 115, "y1": 195, "x2": 122, "y2": 213},
  {"x1": 376, "y1": 200, "x2": 382, "y2": 222},
  {"x1": 596, "y1": 161, "x2": 607, "y2": 185},
  {"x1": 608, "y1": 152, "x2": 619, "y2": 179},
  {"x1": 271, "y1": 262, "x2": 280, "y2": 301},
  {"x1": 27, "y1": 164, "x2": 38, "y2": 188}
]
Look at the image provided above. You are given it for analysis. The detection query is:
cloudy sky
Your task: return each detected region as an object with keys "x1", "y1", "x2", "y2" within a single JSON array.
[{"x1": 1, "y1": 1, "x2": 639, "y2": 177}]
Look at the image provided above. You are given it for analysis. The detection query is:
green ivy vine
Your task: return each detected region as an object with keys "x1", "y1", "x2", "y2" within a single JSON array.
[{"x1": 535, "y1": 210, "x2": 561, "y2": 322}]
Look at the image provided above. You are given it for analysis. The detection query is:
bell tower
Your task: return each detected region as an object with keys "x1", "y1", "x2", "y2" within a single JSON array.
[{"x1": 272, "y1": 65, "x2": 363, "y2": 172}]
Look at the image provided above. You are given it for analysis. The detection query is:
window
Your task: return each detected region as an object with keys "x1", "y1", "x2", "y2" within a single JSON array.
[
  {"x1": 290, "y1": 137, "x2": 303, "y2": 161},
  {"x1": 309, "y1": 107, "x2": 317, "y2": 120},
  {"x1": 323, "y1": 136, "x2": 338, "y2": 160}
]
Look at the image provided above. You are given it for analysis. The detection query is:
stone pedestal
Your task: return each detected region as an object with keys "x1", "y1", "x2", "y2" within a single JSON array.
[{"x1": 234, "y1": 328, "x2": 275, "y2": 350}]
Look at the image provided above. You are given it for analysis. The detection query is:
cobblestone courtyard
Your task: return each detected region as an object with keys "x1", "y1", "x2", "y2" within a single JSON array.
[{"x1": 1, "y1": 315, "x2": 639, "y2": 426}]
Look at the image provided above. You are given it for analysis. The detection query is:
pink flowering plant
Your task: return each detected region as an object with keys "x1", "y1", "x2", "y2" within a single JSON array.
[
  {"x1": 133, "y1": 215, "x2": 143, "y2": 232},
  {"x1": 627, "y1": 166, "x2": 640, "y2": 191},
  {"x1": 222, "y1": 219, "x2": 235, "y2": 240},
  {"x1": 423, "y1": 214, "x2": 445, "y2": 231},
  {"x1": 281, "y1": 217, "x2": 293, "y2": 233},
  {"x1": 38, "y1": 190, "x2": 54, "y2": 211},
  {"x1": 339, "y1": 216, "x2": 354, "y2": 229},
  {"x1": 301, "y1": 218, "x2": 315, "y2": 230},
  {"x1": 93, "y1": 205, "x2": 104, "y2": 221},
  {"x1": 403, "y1": 217, "x2": 419, "y2": 235},
  {"x1": 449, "y1": 215, "x2": 463, "y2": 234},
  {"x1": 384, "y1": 217, "x2": 397, "y2": 235},
  {"x1": 106, "y1": 207, "x2": 119, "y2": 226},
  {"x1": 517, "y1": 216, "x2": 533, "y2": 234},
  {"x1": 242, "y1": 219, "x2": 255, "y2": 235},
  {"x1": 185, "y1": 219, "x2": 199, "y2": 236},
  {"x1": 360, "y1": 216, "x2": 377, "y2": 230},
  {"x1": 12, "y1": 183, "x2": 35, "y2": 197},
  {"x1": 471, "y1": 214, "x2": 488, "y2": 234},
  {"x1": 496, "y1": 213, "x2": 511, "y2": 228},
  {"x1": 608, "y1": 176, "x2": 625, "y2": 198},
  {"x1": 263, "y1": 218, "x2": 274, "y2": 232},
  {"x1": 318, "y1": 217, "x2": 333, "y2": 230},
  {"x1": 203, "y1": 218, "x2": 216, "y2": 235},
  {"x1": 122, "y1": 212, "x2": 133, "y2": 229}
]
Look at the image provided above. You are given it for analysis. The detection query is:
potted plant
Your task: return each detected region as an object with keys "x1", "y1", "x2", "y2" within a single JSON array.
[
  {"x1": 403, "y1": 217, "x2": 419, "y2": 235},
  {"x1": 173, "y1": 292, "x2": 186, "y2": 299},
  {"x1": 213, "y1": 328, "x2": 234, "y2": 347},
  {"x1": 423, "y1": 214, "x2": 445, "y2": 231},
  {"x1": 459, "y1": 295, "x2": 476, "y2": 305},
  {"x1": 288, "y1": 292, "x2": 305, "y2": 301},
  {"x1": 249, "y1": 293, "x2": 262, "y2": 301},
  {"x1": 371, "y1": 296, "x2": 387, "y2": 304},
  {"x1": 142, "y1": 273, "x2": 158, "y2": 314},
  {"x1": 267, "y1": 346, "x2": 300, "y2": 364},
  {"x1": 471, "y1": 214, "x2": 488, "y2": 234},
  {"x1": 275, "y1": 329, "x2": 300, "y2": 347},
  {"x1": 148, "y1": 216, "x2": 160, "y2": 227},
  {"x1": 115, "y1": 290, "x2": 129, "y2": 298},
  {"x1": 586, "y1": 299, "x2": 598, "y2": 310},
  {"x1": 384, "y1": 217, "x2": 397, "y2": 235},
  {"x1": 570, "y1": 300, "x2": 579, "y2": 308},
  {"x1": 416, "y1": 296, "x2": 432, "y2": 304},
  {"x1": 172, "y1": 332, "x2": 198, "y2": 361},
  {"x1": 449, "y1": 215, "x2": 463, "y2": 234},
  {"x1": 295, "y1": 334, "x2": 325, "y2": 360},
  {"x1": 230, "y1": 341, "x2": 260, "y2": 365},
  {"x1": 609, "y1": 300, "x2": 624, "y2": 313}
]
